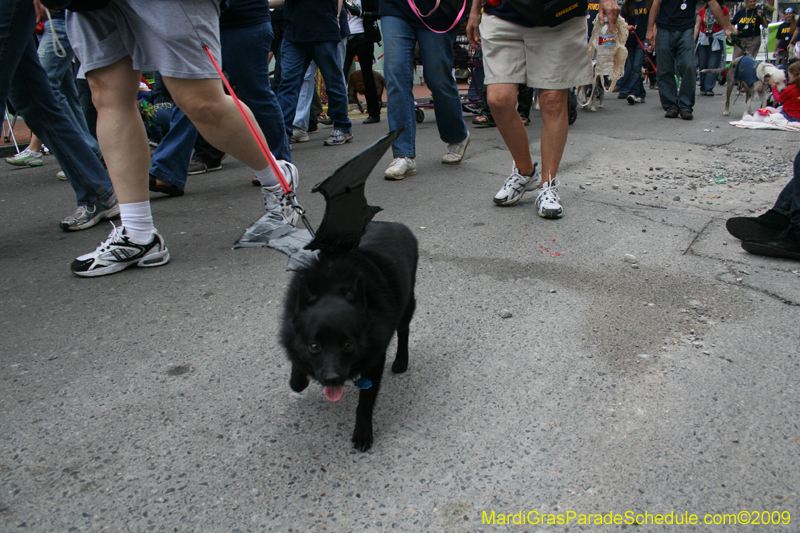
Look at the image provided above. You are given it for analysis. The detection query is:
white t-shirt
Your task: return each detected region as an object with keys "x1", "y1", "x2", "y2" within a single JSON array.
[{"x1": 347, "y1": 0, "x2": 365, "y2": 34}]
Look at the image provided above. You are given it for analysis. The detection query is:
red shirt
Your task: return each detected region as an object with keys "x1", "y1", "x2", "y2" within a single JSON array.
[
  {"x1": 698, "y1": 6, "x2": 729, "y2": 33},
  {"x1": 772, "y1": 84, "x2": 800, "y2": 119}
]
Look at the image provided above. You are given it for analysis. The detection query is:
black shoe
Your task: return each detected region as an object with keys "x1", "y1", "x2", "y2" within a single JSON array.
[
  {"x1": 741, "y1": 228, "x2": 800, "y2": 261},
  {"x1": 665, "y1": 108, "x2": 679, "y2": 118},
  {"x1": 308, "y1": 122, "x2": 318, "y2": 133},
  {"x1": 363, "y1": 116, "x2": 380, "y2": 124},
  {"x1": 726, "y1": 209, "x2": 790, "y2": 241},
  {"x1": 149, "y1": 175, "x2": 185, "y2": 196},
  {"x1": 680, "y1": 109, "x2": 693, "y2": 120},
  {"x1": 617, "y1": 92, "x2": 629, "y2": 99}
]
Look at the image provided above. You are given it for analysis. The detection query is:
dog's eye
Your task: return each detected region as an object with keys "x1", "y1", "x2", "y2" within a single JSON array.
[
  {"x1": 308, "y1": 342, "x2": 322, "y2": 354},
  {"x1": 342, "y1": 341, "x2": 355, "y2": 353}
]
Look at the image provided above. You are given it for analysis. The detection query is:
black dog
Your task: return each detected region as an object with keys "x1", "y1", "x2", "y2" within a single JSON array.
[{"x1": 280, "y1": 221, "x2": 418, "y2": 451}]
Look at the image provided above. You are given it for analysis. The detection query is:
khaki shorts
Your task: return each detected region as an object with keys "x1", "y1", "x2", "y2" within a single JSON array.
[{"x1": 480, "y1": 15, "x2": 592, "y2": 89}]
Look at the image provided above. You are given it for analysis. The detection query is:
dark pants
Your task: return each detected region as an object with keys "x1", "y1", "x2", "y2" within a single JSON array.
[
  {"x1": 774, "y1": 149, "x2": 800, "y2": 228},
  {"x1": 344, "y1": 33, "x2": 380, "y2": 118},
  {"x1": 655, "y1": 27, "x2": 696, "y2": 112}
]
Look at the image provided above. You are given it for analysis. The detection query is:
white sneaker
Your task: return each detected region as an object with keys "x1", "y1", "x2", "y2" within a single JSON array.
[
  {"x1": 5, "y1": 148, "x2": 42, "y2": 167},
  {"x1": 384, "y1": 157, "x2": 417, "y2": 180},
  {"x1": 262, "y1": 160, "x2": 300, "y2": 226},
  {"x1": 535, "y1": 179, "x2": 563, "y2": 219},
  {"x1": 70, "y1": 224, "x2": 169, "y2": 277},
  {"x1": 494, "y1": 163, "x2": 540, "y2": 206},
  {"x1": 442, "y1": 131, "x2": 469, "y2": 164},
  {"x1": 290, "y1": 127, "x2": 309, "y2": 144}
]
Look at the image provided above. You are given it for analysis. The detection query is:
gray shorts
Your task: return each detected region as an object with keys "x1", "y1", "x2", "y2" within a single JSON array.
[
  {"x1": 480, "y1": 15, "x2": 592, "y2": 89},
  {"x1": 66, "y1": 0, "x2": 222, "y2": 79}
]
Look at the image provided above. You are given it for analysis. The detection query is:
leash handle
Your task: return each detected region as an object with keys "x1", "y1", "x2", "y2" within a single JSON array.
[{"x1": 202, "y1": 45, "x2": 292, "y2": 196}]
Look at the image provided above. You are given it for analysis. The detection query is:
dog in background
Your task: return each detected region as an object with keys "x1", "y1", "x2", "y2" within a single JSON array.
[
  {"x1": 280, "y1": 221, "x2": 418, "y2": 452},
  {"x1": 701, "y1": 56, "x2": 787, "y2": 117},
  {"x1": 348, "y1": 70, "x2": 385, "y2": 113},
  {"x1": 576, "y1": 61, "x2": 606, "y2": 112}
]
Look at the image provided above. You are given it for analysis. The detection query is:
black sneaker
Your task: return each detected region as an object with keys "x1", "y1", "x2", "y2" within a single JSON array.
[
  {"x1": 71, "y1": 224, "x2": 170, "y2": 277},
  {"x1": 617, "y1": 93, "x2": 629, "y2": 99},
  {"x1": 741, "y1": 228, "x2": 800, "y2": 261},
  {"x1": 726, "y1": 210, "x2": 790, "y2": 241}
]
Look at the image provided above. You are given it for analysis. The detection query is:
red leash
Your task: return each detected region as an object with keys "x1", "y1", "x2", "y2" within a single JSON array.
[
  {"x1": 632, "y1": 31, "x2": 658, "y2": 72},
  {"x1": 202, "y1": 45, "x2": 291, "y2": 196}
]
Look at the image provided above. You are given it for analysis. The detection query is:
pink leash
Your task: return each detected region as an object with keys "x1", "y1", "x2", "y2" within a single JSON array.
[{"x1": 407, "y1": 0, "x2": 468, "y2": 33}]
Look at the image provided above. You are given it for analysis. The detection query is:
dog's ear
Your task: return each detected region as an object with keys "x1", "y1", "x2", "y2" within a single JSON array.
[
  {"x1": 344, "y1": 272, "x2": 367, "y2": 308},
  {"x1": 296, "y1": 282, "x2": 318, "y2": 311}
]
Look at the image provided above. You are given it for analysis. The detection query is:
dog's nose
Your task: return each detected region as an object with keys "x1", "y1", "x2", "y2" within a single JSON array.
[{"x1": 320, "y1": 370, "x2": 341, "y2": 386}]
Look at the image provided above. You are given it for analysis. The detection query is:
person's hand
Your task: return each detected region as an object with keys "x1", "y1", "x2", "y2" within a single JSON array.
[
  {"x1": 33, "y1": 0, "x2": 47, "y2": 23},
  {"x1": 467, "y1": 10, "x2": 481, "y2": 49},
  {"x1": 768, "y1": 77, "x2": 777, "y2": 87},
  {"x1": 598, "y1": 0, "x2": 620, "y2": 28},
  {"x1": 646, "y1": 26, "x2": 656, "y2": 50}
]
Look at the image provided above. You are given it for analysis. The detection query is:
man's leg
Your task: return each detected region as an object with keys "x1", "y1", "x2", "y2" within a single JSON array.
[
  {"x1": 312, "y1": 41, "x2": 352, "y2": 135},
  {"x1": 292, "y1": 62, "x2": 317, "y2": 133},
  {"x1": 277, "y1": 40, "x2": 313, "y2": 138},
  {"x1": 487, "y1": 83, "x2": 534, "y2": 175},
  {"x1": 538, "y1": 89, "x2": 568, "y2": 183},
  {"x1": 382, "y1": 15, "x2": 419, "y2": 159},
  {"x1": 149, "y1": 108, "x2": 197, "y2": 193},
  {"x1": 656, "y1": 28, "x2": 679, "y2": 113},
  {"x1": 676, "y1": 28, "x2": 697, "y2": 113}
]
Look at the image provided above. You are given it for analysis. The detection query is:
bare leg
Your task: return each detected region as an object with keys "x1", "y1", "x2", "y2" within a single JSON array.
[
  {"x1": 86, "y1": 57, "x2": 149, "y2": 204},
  {"x1": 162, "y1": 77, "x2": 269, "y2": 171},
  {"x1": 487, "y1": 83, "x2": 535, "y2": 175},
  {"x1": 538, "y1": 89, "x2": 568, "y2": 184}
]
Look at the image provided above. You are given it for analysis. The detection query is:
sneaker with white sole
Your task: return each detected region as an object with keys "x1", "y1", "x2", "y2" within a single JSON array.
[
  {"x1": 535, "y1": 179, "x2": 563, "y2": 219},
  {"x1": 5, "y1": 148, "x2": 42, "y2": 167},
  {"x1": 442, "y1": 131, "x2": 469, "y2": 164},
  {"x1": 70, "y1": 224, "x2": 170, "y2": 277},
  {"x1": 384, "y1": 157, "x2": 417, "y2": 180},
  {"x1": 262, "y1": 160, "x2": 300, "y2": 227},
  {"x1": 56, "y1": 170, "x2": 67, "y2": 181},
  {"x1": 290, "y1": 127, "x2": 310, "y2": 144},
  {"x1": 60, "y1": 196, "x2": 120, "y2": 231},
  {"x1": 324, "y1": 129, "x2": 354, "y2": 146},
  {"x1": 493, "y1": 163, "x2": 540, "y2": 206}
]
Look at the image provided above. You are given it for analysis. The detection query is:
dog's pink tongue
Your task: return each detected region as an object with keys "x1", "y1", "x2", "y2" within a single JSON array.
[{"x1": 323, "y1": 385, "x2": 343, "y2": 402}]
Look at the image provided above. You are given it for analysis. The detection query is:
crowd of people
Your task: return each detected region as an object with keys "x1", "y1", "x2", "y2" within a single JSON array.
[{"x1": 1, "y1": 0, "x2": 799, "y2": 276}]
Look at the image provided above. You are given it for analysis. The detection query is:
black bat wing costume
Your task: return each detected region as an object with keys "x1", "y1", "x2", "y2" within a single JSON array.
[{"x1": 233, "y1": 128, "x2": 404, "y2": 270}]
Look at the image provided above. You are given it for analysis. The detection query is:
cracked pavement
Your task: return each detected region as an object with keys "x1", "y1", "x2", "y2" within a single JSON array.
[{"x1": 1, "y1": 91, "x2": 798, "y2": 532}]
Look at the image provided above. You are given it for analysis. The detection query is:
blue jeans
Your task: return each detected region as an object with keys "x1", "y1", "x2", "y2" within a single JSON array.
[
  {"x1": 618, "y1": 42, "x2": 646, "y2": 98},
  {"x1": 0, "y1": 0, "x2": 114, "y2": 207},
  {"x1": 382, "y1": 15, "x2": 468, "y2": 158},
  {"x1": 38, "y1": 17, "x2": 100, "y2": 154},
  {"x1": 293, "y1": 61, "x2": 317, "y2": 131},
  {"x1": 696, "y1": 43, "x2": 722, "y2": 94},
  {"x1": 655, "y1": 27, "x2": 696, "y2": 112},
  {"x1": 774, "y1": 149, "x2": 800, "y2": 228},
  {"x1": 277, "y1": 39, "x2": 351, "y2": 138},
  {"x1": 150, "y1": 20, "x2": 290, "y2": 187}
]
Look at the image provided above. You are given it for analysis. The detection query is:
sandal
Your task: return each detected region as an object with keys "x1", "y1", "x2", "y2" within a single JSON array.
[
  {"x1": 519, "y1": 113, "x2": 530, "y2": 125},
  {"x1": 149, "y1": 175, "x2": 185, "y2": 197},
  {"x1": 472, "y1": 114, "x2": 496, "y2": 128}
]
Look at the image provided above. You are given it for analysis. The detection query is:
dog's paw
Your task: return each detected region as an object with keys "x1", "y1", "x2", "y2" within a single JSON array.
[
  {"x1": 391, "y1": 359, "x2": 408, "y2": 374},
  {"x1": 351, "y1": 430, "x2": 373, "y2": 452},
  {"x1": 723, "y1": 110, "x2": 730, "y2": 116},
  {"x1": 289, "y1": 374, "x2": 309, "y2": 393},
  {"x1": 589, "y1": 106, "x2": 597, "y2": 112}
]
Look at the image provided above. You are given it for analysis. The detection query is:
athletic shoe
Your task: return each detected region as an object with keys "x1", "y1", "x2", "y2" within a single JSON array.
[
  {"x1": 535, "y1": 179, "x2": 563, "y2": 219},
  {"x1": 627, "y1": 95, "x2": 644, "y2": 104},
  {"x1": 617, "y1": 92, "x2": 629, "y2": 99},
  {"x1": 290, "y1": 127, "x2": 310, "y2": 144},
  {"x1": 493, "y1": 163, "x2": 540, "y2": 206},
  {"x1": 60, "y1": 196, "x2": 120, "y2": 232},
  {"x1": 5, "y1": 148, "x2": 42, "y2": 167},
  {"x1": 187, "y1": 158, "x2": 224, "y2": 175},
  {"x1": 56, "y1": 171, "x2": 67, "y2": 181},
  {"x1": 384, "y1": 157, "x2": 417, "y2": 180},
  {"x1": 324, "y1": 129, "x2": 353, "y2": 146},
  {"x1": 741, "y1": 228, "x2": 800, "y2": 261},
  {"x1": 262, "y1": 160, "x2": 300, "y2": 227},
  {"x1": 726, "y1": 210, "x2": 790, "y2": 241},
  {"x1": 70, "y1": 224, "x2": 169, "y2": 277},
  {"x1": 442, "y1": 131, "x2": 469, "y2": 164}
]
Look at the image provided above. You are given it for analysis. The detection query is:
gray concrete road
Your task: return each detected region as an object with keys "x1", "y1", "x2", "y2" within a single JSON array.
[{"x1": 1, "y1": 90, "x2": 798, "y2": 532}]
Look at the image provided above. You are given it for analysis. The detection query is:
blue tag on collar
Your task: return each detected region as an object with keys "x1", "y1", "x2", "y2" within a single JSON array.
[{"x1": 354, "y1": 378, "x2": 372, "y2": 389}]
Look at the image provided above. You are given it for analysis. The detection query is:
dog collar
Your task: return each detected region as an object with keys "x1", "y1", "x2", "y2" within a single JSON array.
[{"x1": 354, "y1": 378, "x2": 372, "y2": 389}]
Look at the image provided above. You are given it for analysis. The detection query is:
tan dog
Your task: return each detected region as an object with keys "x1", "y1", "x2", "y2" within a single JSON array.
[{"x1": 348, "y1": 70, "x2": 385, "y2": 113}]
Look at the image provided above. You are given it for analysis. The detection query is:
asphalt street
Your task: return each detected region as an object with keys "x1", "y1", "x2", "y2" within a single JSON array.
[{"x1": 1, "y1": 89, "x2": 799, "y2": 532}]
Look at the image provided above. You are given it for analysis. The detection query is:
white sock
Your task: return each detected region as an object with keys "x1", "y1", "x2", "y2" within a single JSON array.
[
  {"x1": 254, "y1": 165, "x2": 279, "y2": 188},
  {"x1": 119, "y1": 201, "x2": 155, "y2": 244}
]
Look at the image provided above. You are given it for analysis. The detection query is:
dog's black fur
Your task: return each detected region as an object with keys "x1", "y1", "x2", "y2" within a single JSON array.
[{"x1": 280, "y1": 221, "x2": 418, "y2": 451}]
